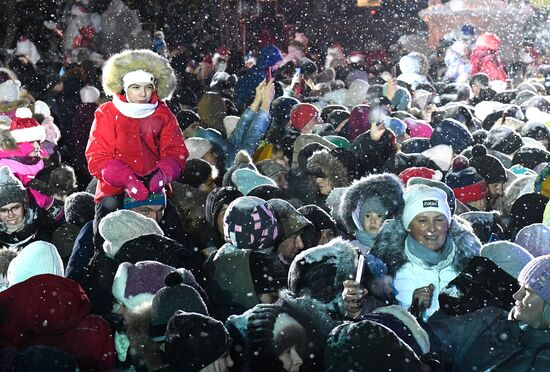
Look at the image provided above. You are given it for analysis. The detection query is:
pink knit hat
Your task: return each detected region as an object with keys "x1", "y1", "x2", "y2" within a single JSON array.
[{"x1": 404, "y1": 118, "x2": 433, "y2": 139}]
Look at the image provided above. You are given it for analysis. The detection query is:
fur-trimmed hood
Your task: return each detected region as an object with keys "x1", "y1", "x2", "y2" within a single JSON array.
[
  {"x1": 339, "y1": 173, "x2": 405, "y2": 235},
  {"x1": 287, "y1": 238, "x2": 358, "y2": 320},
  {"x1": 306, "y1": 149, "x2": 350, "y2": 188},
  {"x1": 102, "y1": 49, "x2": 176, "y2": 100},
  {"x1": 370, "y1": 216, "x2": 481, "y2": 275}
]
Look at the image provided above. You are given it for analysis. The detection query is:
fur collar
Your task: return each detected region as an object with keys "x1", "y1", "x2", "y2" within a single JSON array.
[
  {"x1": 125, "y1": 303, "x2": 166, "y2": 370},
  {"x1": 370, "y1": 215, "x2": 481, "y2": 275}
]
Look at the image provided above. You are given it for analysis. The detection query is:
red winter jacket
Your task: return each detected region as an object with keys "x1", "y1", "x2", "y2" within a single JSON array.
[
  {"x1": 0, "y1": 274, "x2": 116, "y2": 371},
  {"x1": 85, "y1": 93, "x2": 188, "y2": 201}
]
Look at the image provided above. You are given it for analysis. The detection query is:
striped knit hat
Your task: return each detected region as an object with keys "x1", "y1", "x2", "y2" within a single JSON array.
[{"x1": 445, "y1": 155, "x2": 487, "y2": 204}]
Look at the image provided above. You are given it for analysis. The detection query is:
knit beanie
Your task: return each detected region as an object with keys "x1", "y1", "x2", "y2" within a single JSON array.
[
  {"x1": 150, "y1": 271, "x2": 208, "y2": 342},
  {"x1": 407, "y1": 177, "x2": 457, "y2": 215},
  {"x1": 0, "y1": 166, "x2": 28, "y2": 207},
  {"x1": 64, "y1": 191, "x2": 95, "y2": 226},
  {"x1": 165, "y1": 311, "x2": 231, "y2": 372},
  {"x1": 468, "y1": 144, "x2": 507, "y2": 185},
  {"x1": 385, "y1": 117, "x2": 407, "y2": 137},
  {"x1": 399, "y1": 167, "x2": 442, "y2": 185},
  {"x1": 123, "y1": 190, "x2": 167, "y2": 210},
  {"x1": 405, "y1": 118, "x2": 433, "y2": 139},
  {"x1": 112, "y1": 260, "x2": 175, "y2": 311},
  {"x1": 430, "y1": 119, "x2": 473, "y2": 154},
  {"x1": 99, "y1": 210, "x2": 164, "y2": 258},
  {"x1": 223, "y1": 196, "x2": 279, "y2": 250},
  {"x1": 401, "y1": 138, "x2": 432, "y2": 154},
  {"x1": 256, "y1": 160, "x2": 288, "y2": 180},
  {"x1": 518, "y1": 254, "x2": 550, "y2": 304},
  {"x1": 179, "y1": 159, "x2": 215, "y2": 188},
  {"x1": 290, "y1": 103, "x2": 319, "y2": 132},
  {"x1": 185, "y1": 137, "x2": 213, "y2": 160},
  {"x1": 480, "y1": 241, "x2": 534, "y2": 279},
  {"x1": 484, "y1": 127, "x2": 523, "y2": 155},
  {"x1": 231, "y1": 168, "x2": 277, "y2": 196},
  {"x1": 515, "y1": 223, "x2": 550, "y2": 257},
  {"x1": 176, "y1": 109, "x2": 201, "y2": 131},
  {"x1": 79, "y1": 85, "x2": 100, "y2": 103},
  {"x1": 205, "y1": 186, "x2": 243, "y2": 226},
  {"x1": 510, "y1": 193, "x2": 549, "y2": 235},
  {"x1": 324, "y1": 135, "x2": 351, "y2": 149},
  {"x1": 326, "y1": 319, "x2": 423, "y2": 372},
  {"x1": 347, "y1": 105, "x2": 371, "y2": 141},
  {"x1": 402, "y1": 185, "x2": 451, "y2": 229},
  {"x1": 512, "y1": 147, "x2": 550, "y2": 170},
  {"x1": 7, "y1": 241, "x2": 64, "y2": 287},
  {"x1": 298, "y1": 204, "x2": 337, "y2": 232},
  {"x1": 445, "y1": 156, "x2": 488, "y2": 204}
]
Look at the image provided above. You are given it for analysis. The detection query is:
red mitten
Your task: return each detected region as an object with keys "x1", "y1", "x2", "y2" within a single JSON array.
[
  {"x1": 101, "y1": 159, "x2": 149, "y2": 200},
  {"x1": 148, "y1": 158, "x2": 181, "y2": 193}
]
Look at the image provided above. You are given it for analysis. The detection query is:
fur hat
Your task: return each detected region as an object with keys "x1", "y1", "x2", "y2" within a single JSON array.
[
  {"x1": 150, "y1": 271, "x2": 208, "y2": 341},
  {"x1": 468, "y1": 144, "x2": 507, "y2": 184},
  {"x1": 402, "y1": 185, "x2": 451, "y2": 229},
  {"x1": 518, "y1": 254, "x2": 550, "y2": 304},
  {"x1": 180, "y1": 159, "x2": 216, "y2": 188},
  {"x1": 515, "y1": 223, "x2": 550, "y2": 257},
  {"x1": 102, "y1": 49, "x2": 176, "y2": 100},
  {"x1": 341, "y1": 173, "x2": 405, "y2": 234},
  {"x1": 185, "y1": 137, "x2": 213, "y2": 160},
  {"x1": 512, "y1": 147, "x2": 550, "y2": 170},
  {"x1": 48, "y1": 165, "x2": 77, "y2": 196},
  {"x1": 64, "y1": 191, "x2": 95, "y2": 226},
  {"x1": 0, "y1": 166, "x2": 28, "y2": 208},
  {"x1": 7, "y1": 241, "x2": 64, "y2": 287},
  {"x1": 307, "y1": 149, "x2": 353, "y2": 188},
  {"x1": 445, "y1": 156, "x2": 488, "y2": 204},
  {"x1": 79, "y1": 85, "x2": 100, "y2": 103},
  {"x1": 112, "y1": 260, "x2": 176, "y2": 311},
  {"x1": 165, "y1": 311, "x2": 231, "y2": 371},
  {"x1": 99, "y1": 210, "x2": 164, "y2": 259}
]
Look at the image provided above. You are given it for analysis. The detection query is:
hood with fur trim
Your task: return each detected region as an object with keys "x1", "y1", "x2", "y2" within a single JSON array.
[
  {"x1": 287, "y1": 237, "x2": 358, "y2": 319},
  {"x1": 306, "y1": 149, "x2": 350, "y2": 188},
  {"x1": 370, "y1": 216, "x2": 481, "y2": 275},
  {"x1": 102, "y1": 49, "x2": 176, "y2": 100},
  {"x1": 340, "y1": 173, "x2": 405, "y2": 235}
]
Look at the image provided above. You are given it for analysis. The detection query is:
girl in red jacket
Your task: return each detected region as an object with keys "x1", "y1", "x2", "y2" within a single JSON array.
[{"x1": 85, "y1": 49, "x2": 188, "y2": 234}]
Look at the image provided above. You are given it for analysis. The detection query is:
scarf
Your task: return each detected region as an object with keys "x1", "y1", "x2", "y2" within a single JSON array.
[
  {"x1": 406, "y1": 235, "x2": 454, "y2": 266},
  {"x1": 355, "y1": 230, "x2": 377, "y2": 250},
  {"x1": 112, "y1": 94, "x2": 158, "y2": 118}
]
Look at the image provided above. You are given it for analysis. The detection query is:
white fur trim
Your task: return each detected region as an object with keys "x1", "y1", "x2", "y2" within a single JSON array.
[
  {"x1": 373, "y1": 305, "x2": 430, "y2": 354},
  {"x1": 11, "y1": 125, "x2": 46, "y2": 143},
  {"x1": 15, "y1": 107, "x2": 32, "y2": 119}
]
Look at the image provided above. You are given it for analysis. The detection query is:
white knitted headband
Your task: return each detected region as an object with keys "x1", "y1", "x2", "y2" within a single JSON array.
[{"x1": 122, "y1": 70, "x2": 156, "y2": 92}]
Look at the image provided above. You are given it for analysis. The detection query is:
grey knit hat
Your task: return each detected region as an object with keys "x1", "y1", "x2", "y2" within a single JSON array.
[
  {"x1": 0, "y1": 166, "x2": 28, "y2": 208},
  {"x1": 99, "y1": 210, "x2": 164, "y2": 258},
  {"x1": 480, "y1": 241, "x2": 534, "y2": 279}
]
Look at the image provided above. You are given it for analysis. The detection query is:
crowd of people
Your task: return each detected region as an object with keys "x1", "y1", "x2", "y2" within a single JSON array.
[{"x1": 0, "y1": 7, "x2": 550, "y2": 371}]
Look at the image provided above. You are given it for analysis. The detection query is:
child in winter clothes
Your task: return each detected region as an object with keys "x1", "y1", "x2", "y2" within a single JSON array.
[{"x1": 85, "y1": 49, "x2": 188, "y2": 235}]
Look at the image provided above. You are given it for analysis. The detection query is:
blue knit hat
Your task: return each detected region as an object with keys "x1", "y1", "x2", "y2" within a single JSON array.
[
  {"x1": 123, "y1": 190, "x2": 167, "y2": 210},
  {"x1": 430, "y1": 119, "x2": 473, "y2": 154},
  {"x1": 445, "y1": 156, "x2": 487, "y2": 204},
  {"x1": 231, "y1": 168, "x2": 277, "y2": 196},
  {"x1": 384, "y1": 117, "x2": 407, "y2": 137}
]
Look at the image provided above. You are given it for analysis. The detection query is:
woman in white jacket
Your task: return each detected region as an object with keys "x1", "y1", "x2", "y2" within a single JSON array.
[{"x1": 344, "y1": 185, "x2": 481, "y2": 321}]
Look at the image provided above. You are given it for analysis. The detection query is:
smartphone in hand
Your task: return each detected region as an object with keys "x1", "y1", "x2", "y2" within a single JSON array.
[{"x1": 355, "y1": 254, "x2": 365, "y2": 284}]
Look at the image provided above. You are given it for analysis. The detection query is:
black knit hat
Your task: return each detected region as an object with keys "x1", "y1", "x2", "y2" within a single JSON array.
[
  {"x1": 205, "y1": 186, "x2": 242, "y2": 226},
  {"x1": 176, "y1": 109, "x2": 201, "y2": 131},
  {"x1": 179, "y1": 158, "x2": 215, "y2": 188},
  {"x1": 150, "y1": 271, "x2": 208, "y2": 342},
  {"x1": 321, "y1": 105, "x2": 348, "y2": 122},
  {"x1": 472, "y1": 129, "x2": 488, "y2": 145},
  {"x1": 326, "y1": 109, "x2": 350, "y2": 128},
  {"x1": 64, "y1": 191, "x2": 95, "y2": 226},
  {"x1": 520, "y1": 121, "x2": 550, "y2": 143},
  {"x1": 512, "y1": 146, "x2": 550, "y2": 170},
  {"x1": 401, "y1": 138, "x2": 432, "y2": 154},
  {"x1": 484, "y1": 127, "x2": 523, "y2": 155},
  {"x1": 510, "y1": 193, "x2": 549, "y2": 237},
  {"x1": 165, "y1": 311, "x2": 231, "y2": 371},
  {"x1": 298, "y1": 204, "x2": 337, "y2": 232},
  {"x1": 468, "y1": 144, "x2": 507, "y2": 184},
  {"x1": 325, "y1": 320, "x2": 423, "y2": 372}
]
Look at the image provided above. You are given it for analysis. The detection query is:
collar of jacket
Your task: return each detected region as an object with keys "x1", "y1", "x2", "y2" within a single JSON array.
[{"x1": 112, "y1": 93, "x2": 159, "y2": 118}]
